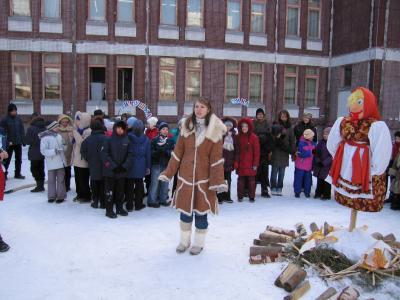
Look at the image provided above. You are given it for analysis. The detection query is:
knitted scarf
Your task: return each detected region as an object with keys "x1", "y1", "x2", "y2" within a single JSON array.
[
  {"x1": 157, "y1": 133, "x2": 168, "y2": 146},
  {"x1": 71, "y1": 126, "x2": 89, "y2": 144}
]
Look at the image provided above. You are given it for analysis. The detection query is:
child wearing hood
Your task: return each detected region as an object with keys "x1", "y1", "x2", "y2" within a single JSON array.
[
  {"x1": 39, "y1": 121, "x2": 68, "y2": 203},
  {"x1": 294, "y1": 129, "x2": 316, "y2": 198},
  {"x1": 313, "y1": 127, "x2": 333, "y2": 200},
  {"x1": 57, "y1": 114, "x2": 74, "y2": 192},
  {"x1": 71, "y1": 112, "x2": 92, "y2": 203}
]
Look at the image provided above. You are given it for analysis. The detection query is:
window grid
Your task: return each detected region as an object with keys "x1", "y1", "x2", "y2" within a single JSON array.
[
  {"x1": 343, "y1": 65, "x2": 352, "y2": 88},
  {"x1": 88, "y1": 0, "x2": 107, "y2": 21},
  {"x1": 42, "y1": 53, "x2": 61, "y2": 100},
  {"x1": 248, "y1": 63, "x2": 263, "y2": 103},
  {"x1": 117, "y1": 55, "x2": 134, "y2": 68},
  {"x1": 226, "y1": 0, "x2": 242, "y2": 31},
  {"x1": 41, "y1": 0, "x2": 61, "y2": 19},
  {"x1": 88, "y1": 55, "x2": 107, "y2": 101},
  {"x1": 12, "y1": 52, "x2": 32, "y2": 100},
  {"x1": 250, "y1": 0, "x2": 265, "y2": 34},
  {"x1": 225, "y1": 61, "x2": 241, "y2": 103},
  {"x1": 159, "y1": 57, "x2": 176, "y2": 101},
  {"x1": 305, "y1": 67, "x2": 319, "y2": 106},
  {"x1": 10, "y1": 0, "x2": 31, "y2": 17},
  {"x1": 186, "y1": 0, "x2": 203, "y2": 28},
  {"x1": 117, "y1": 56, "x2": 134, "y2": 101},
  {"x1": 117, "y1": 0, "x2": 135, "y2": 23},
  {"x1": 283, "y1": 65, "x2": 298, "y2": 105},
  {"x1": 308, "y1": 0, "x2": 321, "y2": 39},
  {"x1": 286, "y1": 0, "x2": 300, "y2": 36},
  {"x1": 160, "y1": 0, "x2": 178, "y2": 26},
  {"x1": 185, "y1": 59, "x2": 202, "y2": 102}
]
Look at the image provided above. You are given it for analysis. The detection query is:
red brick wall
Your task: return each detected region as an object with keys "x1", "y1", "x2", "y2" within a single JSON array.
[
  {"x1": 386, "y1": 0, "x2": 400, "y2": 49},
  {"x1": 382, "y1": 61, "x2": 400, "y2": 129}
]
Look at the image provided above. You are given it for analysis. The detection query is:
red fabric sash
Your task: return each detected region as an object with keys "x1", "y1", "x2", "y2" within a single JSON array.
[
  {"x1": 330, "y1": 140, "x2": 370, "y2": 192},
  {"x1": 0, "y1": 166, "x2": 4, "y2": 201}
]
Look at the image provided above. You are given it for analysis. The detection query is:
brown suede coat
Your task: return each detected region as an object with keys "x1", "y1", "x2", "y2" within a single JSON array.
[{"x1": 159, "y1": 114, "x2": 227, "y2": 216}]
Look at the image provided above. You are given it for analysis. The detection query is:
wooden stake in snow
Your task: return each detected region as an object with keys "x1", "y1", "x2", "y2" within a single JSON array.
[{"x1": 349, "y1": 209, "x2": 358, "y2": 232}]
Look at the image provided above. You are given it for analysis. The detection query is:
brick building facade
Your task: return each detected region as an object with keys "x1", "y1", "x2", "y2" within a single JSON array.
[{"x1": 0, "y1": 0, "x2": 399, "y2": 130}]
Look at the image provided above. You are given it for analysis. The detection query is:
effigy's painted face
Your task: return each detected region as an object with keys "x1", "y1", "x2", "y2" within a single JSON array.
[{"x1": 350, "y1": 99, "x2": 364, "y2": 119}]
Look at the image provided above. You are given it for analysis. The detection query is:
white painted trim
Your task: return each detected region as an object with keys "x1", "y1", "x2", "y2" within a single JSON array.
[
  {"x1": 76, "y1": 42, "x2": 146, "y2": 55},
  {"x1": 0, "y1": 38, "x2": 71, "y2": 53}
]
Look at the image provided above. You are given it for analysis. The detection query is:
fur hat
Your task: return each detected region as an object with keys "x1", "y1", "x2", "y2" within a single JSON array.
[
  {"x1": 133, "y1": 119, "x2": 144, "y2": 131},
  {"x1": 159, "y1": 122, "x2": 169, "y2": 131},
  {"x1": 126, "y1": 117, "x2": 137, "y2": 128},
  {"x1": 323, "y1": 127, "x2": 332, "y2": 134},
  {"x1": 303, "y1": 112, "x2": 313, "y2": 119},
  {"x1": 94, "y1": 109, "x2": 102, "y2": 116},
  {"x1": 90, "y1": 120, "x2": 103, "y2": 131},
  {"x1": 256, "y1": 108, "x2": 265, "y2": 116},
  {"x1": 147, "y1": 117, "x2": 158, "y2": 130},
  {"x1": 303, "y1": 129, "x2": 315, "y2": 140},
  {"x1": 31, "y1": 112, "x2": 40, "y2": 119},
  {"x1": 46, "y1": 121, "x2": 59, "y2": 131},
  {"x1": 8, "y1": 104, "x2": 17, "y2": 112},
  {"x1": 107, "y1": 122, "x2": 115, "y2": 131},
  {"x1": 395, "y1": 131, "x2": 400, "y2": 138},
  {"x1": 271, "y1": 124, "x2": 284, "y2": 137}
]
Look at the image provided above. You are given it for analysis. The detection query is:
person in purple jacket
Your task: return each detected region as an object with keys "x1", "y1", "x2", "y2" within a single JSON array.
[
  {"x1": 313, "y1": 127, "x2": 333, "y2": 200},
  {"x1": 294, "y1": 129, "x2": 316, "y2": 198},
  {"x1": 218, "y1": 117, "x2": 240, "y2": 204}
]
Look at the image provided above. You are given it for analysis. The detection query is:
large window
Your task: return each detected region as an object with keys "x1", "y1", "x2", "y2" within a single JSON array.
[
  {"x1": 186, "y1": 59, "x2": 202, "y2": 101},
  {"x1": 225, "y1": 61, "x2": 241, "y2": 102},
  {"x1": 286, "y1": 0, "x2": 300, "y2": 36},
  {"x1": 89, "y1": 55, "x2": 106, "y2": 100},
  {"x1": 118, "y1": 0, "x2": 134, "y2": 23},
  {"x1": 187, "y1": 0, "x2": 203, "y2": 28},
  {"x1": 308, "y1": 0, "x2": 320, "y2": 38},
  {"x1": 251, "y1": 1, "x2": 265, "y2": 33},
  {"x1": 305, "y1": 67, "x2": 318, "y2": 106},
  {"x1": 161, "y1": 0, "x2": 177, "y2": 26},
  {"x1": 12, "y1": 52, "x2": 31, "y2": 100},
  {"x1": 43, "y1": 53, "x2": 61, "y2": 100},
  {"x1": 10, "y1": 0, "x2": 30, "y2": 17},
  {"x1": 227, "y1": 0, "x2": 241, "y2": 31},
  {"x1": 42, "y1": 0, "x2": 60, "y2": 19},
  {"x1": 249, "y1": 63, "x2": 263, "y2": 103},
  {"x1": 159, "y1": 58, "x2": 176, "y2": 101},
  {"x1": 89, "y1": 0, "x2": 106, "y2": 21},
  {"x1": 284, "y1": 66, "x2": 298, "y2": 105},
  {"x1": 343, "y1": 65, "x2": 352, "y2": 87},
  {"x1": 117, "y1": 56, "x2": 134, "y2": 101}
]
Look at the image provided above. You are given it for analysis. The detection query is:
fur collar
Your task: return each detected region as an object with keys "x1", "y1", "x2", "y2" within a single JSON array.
[{"x1": 181, "y1": 114, "x2": 227, "y2": 147}]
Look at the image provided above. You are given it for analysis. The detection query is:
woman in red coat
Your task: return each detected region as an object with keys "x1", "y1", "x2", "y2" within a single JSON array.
[{"x1": 237, "y1": 117, "x2": 260, "y2": 202}]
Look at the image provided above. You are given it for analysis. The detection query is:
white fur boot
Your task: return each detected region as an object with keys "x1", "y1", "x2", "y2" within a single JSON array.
[
  {"x1": 176, "y1": 221, "x2": 192, "y2": 253},
  {"x1": 190, "y1": 228, "x2": 208, "y2": 255}
]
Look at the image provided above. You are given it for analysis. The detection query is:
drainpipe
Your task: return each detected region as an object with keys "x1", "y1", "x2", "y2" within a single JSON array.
[
  {"x1": 72, "y1": 0, "x2": 77, "y2": 117},
  {"x1": 325, "y1": 0, "x2": 334, "y2": 123},
  {"x1": 144, "y1": 0, "x2": 150, "y2": 106},
  {"x1": 272, "y1": 0, "x2": 279, "y2": 121},
  {"x1": 379, "y1": 0, "x2": 390, "y2": 117},
  {"x1": 367, "y1": 0, "x2": 375, "y2": 88}
]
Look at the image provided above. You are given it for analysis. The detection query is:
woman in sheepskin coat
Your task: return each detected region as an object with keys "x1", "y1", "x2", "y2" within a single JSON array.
[
  {"x1": 57, "y1": 114, "x2": 74, "y2": 191},
  {"x1": 159, "y1": 97, "x2": 227, "y2": 255}
]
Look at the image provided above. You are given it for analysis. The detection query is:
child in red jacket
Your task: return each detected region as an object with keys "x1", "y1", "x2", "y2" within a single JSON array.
[{"x1": 237, "y1": 118, "x2": 260, "y2": 203}]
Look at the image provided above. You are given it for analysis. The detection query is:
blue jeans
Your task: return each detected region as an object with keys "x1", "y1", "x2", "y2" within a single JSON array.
[
  {"x1": 180, "y1": 212, "x2": 208, "y2": 229},
  {"x1": 147, "y1": 165, "x2": 168, "y2": 204},
  {"x1": 270, "y1": 166, "x2": 286, "y2": 190},
  {"x1": 294, "y1": 168, "x2": 312, "y2": 194}
]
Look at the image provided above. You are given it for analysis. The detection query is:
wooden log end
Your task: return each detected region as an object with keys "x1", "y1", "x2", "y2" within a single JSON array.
[{"x1": 283, "y1": 280, "x2": 311, "y2": 300}]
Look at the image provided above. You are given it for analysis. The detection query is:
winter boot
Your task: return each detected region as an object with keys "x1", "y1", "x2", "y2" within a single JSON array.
[
  {"x1": 91, "y1": 198, "x2": 99, "y2": 209},
  {"x1": 176, "y1": 221, "x2": 192, "y2": 253},
  {"x1": 390, "y1": 194, "x2": 400, "y2": 211},
  {"x1": 190, "y1": 228, "x2": 208, "y2": 255},
  {"x1": 31, "y1": 180, "x2": 45, "y2": 193},
  {"x1": 0, "y1": 236, "x2": 10, "y2": 252}
]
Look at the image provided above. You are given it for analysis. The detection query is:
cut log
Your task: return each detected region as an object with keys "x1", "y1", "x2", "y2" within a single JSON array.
[
  {"x1": 338, "y1": 286, "x2": 360, "y2": 300},
  {"x1": 253, "y1": 239, "x2": 285, "y2": 247},
  {"x1": 371, "y1": 232, "x2": 383, "y2": 240},
  {"x1": 250, "y1": 246, "x2": 285, "y2": 256},
  {"x1": 260, "y1": 230, "x2": 293, "y2": 243},
  {"x1": 283, "y1": 280, "x2": 310, "y2": 300},
  {"x1": 266, "y1": 226, "x2": 296, "y2": 238},
  {"x1": 249, "y1": 253, "x2": 286, "y2": 264},
  {"x1": 315, "y1": 287, "x2": 337, "y2": 300},
  {"x1": 383, "y1": 233, "x2": 396, "y2": 243},
  {"x1": 283, "y1": 268, "x2": 307, "y2": 292},
  {"x1": 274, "y1": 263, "x2": 299, "y2": 288},
  {"x1": 295, "y1": 222, "x2": 307, "y2": 237},
  {"x1": 310, "y1": 222, "x2": 319, "y2": 233}
]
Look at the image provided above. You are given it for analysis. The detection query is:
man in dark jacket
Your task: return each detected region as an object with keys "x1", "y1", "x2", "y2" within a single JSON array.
[
  {"x1": 81, "y1": 120, "x2": 108, "y2": 209},
  {"x1": 101, "y1": 120, "x2": 133, "y2": 218},
  {"x1": 25, "y1": 113, "x2": 46, "y2": 192},
  {"x1": 0, "y1": 104, "x2": 26, "y2": 180}
]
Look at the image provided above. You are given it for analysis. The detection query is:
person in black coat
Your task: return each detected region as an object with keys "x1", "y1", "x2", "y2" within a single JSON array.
[
  {"x1": 256, "y1": 124, "x2": 297, "y2": 198},
  {"x1": 25, "y1": 113, "x2": 46, "y2": 192},
  {"x1": 293, "y1": 112, "x2": 318, "y2": 147},
  {"x1": 101, "y1": 120, "x2": 133, "y2": 218},
  {"x1": 81, "y1": 120, "x2": 109, "y2": 209},
  {"x1": 0, "y1": 104, "x2": 26, "y2": 180}
]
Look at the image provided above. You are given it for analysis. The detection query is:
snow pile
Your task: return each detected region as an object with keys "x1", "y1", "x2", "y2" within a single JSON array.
[{"x1": 329, "y1": 228, "x2": 378, "y2": 262}]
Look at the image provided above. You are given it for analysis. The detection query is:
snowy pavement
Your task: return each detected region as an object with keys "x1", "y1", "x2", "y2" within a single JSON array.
[{"x1": 1, "y1": 147, "x2": 399, "y2": 300}]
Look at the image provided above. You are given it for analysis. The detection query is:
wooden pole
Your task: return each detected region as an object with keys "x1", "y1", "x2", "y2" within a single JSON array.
[{"x1": 349, "y1": 209, "x2": 358, "y2": 232}]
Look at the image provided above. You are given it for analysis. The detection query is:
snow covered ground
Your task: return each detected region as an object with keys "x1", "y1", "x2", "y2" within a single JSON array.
[{"x1": 1, "y1": 147, "x2": 399, "y2": 300}]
